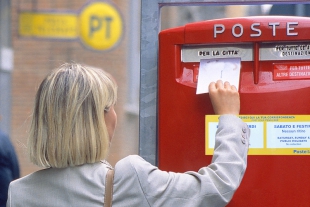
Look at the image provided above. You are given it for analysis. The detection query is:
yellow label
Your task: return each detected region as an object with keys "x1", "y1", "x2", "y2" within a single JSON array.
[
  {"x1": 19, "y1": 12, "x2": 78, "y2": 38},
  {"x1": 79, "y1": 2, "x2": 123, "y2": 50},
  {"x1": 205, "y1": 115, "x2": 310, "y2": 155}
]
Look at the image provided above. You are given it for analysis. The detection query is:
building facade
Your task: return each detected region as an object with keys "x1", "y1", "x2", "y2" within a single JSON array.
[{"x1": 6, "y1": 0, "x2": 140, "y2": 176}]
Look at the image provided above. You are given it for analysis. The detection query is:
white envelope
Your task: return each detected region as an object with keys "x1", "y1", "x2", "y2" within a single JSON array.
[{"x1": 196, "y1": 58, "x2": 241, "y2": 94}]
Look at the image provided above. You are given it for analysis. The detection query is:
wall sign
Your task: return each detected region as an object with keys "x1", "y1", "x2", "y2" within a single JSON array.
[{"x1": 18, "y1": 1, "x2": 123, "y2": 51}]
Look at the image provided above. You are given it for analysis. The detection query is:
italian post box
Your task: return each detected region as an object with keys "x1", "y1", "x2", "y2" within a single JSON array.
[{"x1": 158, "y1": 16, "x2": 310, "y2": 206}]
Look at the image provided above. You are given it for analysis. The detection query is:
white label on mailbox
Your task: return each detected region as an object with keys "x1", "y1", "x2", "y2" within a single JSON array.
[
  {"x1": 267, "y1": 122, "x2": 310, "y2": 148},
  {"x1": 260, "y1": 42, "x2": 310, "y2": 60},
  {"x1": 196, "y1": 58, "x2": 241, "y2": 94},
  {"x1": 182, "y1": 44, "x2": 253, "y2": 62},
  {"x1": 208, "y1": 122, "x2": 264, "y2": 149}
]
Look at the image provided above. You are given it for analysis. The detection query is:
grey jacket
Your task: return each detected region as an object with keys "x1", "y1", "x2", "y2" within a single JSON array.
[{"x1": 7, "y1": 115, "x2": 250, "y2": 207}]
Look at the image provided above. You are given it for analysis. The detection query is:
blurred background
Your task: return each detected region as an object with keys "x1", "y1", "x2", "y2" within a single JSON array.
[{"x1": 0, "y1": 0, "x2": 309, "y2": 176}]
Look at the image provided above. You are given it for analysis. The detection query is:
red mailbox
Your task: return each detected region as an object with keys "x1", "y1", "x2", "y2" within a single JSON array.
[{"x1": 158, "y1": 16, "x2": 310, "y2": 206}]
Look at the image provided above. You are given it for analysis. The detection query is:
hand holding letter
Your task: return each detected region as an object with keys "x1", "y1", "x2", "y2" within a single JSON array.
[{"x1": 208, "y1": 80, "x2": 240, "y2": 116}]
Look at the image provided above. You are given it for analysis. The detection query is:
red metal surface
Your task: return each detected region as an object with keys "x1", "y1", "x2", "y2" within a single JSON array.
[{"x1": 158, "y1": 16, "x2": 310, "y2": 206}]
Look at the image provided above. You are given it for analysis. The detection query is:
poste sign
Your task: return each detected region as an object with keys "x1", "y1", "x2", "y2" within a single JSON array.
[{"x1": 19, "y1": 1, "x2": 123, "y2": 51}]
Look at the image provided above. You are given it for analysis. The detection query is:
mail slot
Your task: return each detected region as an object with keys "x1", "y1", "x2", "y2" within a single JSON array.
[{"x1": 158, "y1": 16, "x2": 310, "y2": 206}]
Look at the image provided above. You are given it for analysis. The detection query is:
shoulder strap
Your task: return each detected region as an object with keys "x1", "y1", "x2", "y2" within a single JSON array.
[{"x1": 104, "y1": 169, "x2": 115, "y2": 207}]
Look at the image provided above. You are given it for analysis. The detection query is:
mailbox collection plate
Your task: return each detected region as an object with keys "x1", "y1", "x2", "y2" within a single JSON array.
[{"x1": 182, "y1": 41, "x2": 310, "y2": 62}]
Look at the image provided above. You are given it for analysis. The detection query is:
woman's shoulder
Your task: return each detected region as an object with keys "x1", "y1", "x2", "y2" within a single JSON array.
[
  {"x1": 115, "y1": 155, "x2": 150, "y2": 169},
  {"x1": 11, "y1": 162, "x2": 106, "y2": 186},
  {"x1": 113, "y1": 155, "x2": 168, "y2": 195},
  {"x1": 115, "y1": 155, "x2": 159, "y2": 177}
]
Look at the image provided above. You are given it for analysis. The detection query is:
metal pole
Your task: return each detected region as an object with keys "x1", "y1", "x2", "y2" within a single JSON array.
[
  {"x1": 0, "y1": 0, "x2": 13, "y2": 135},
  {"x1": 139, "y1": 0, "x2": 160, "y2": 165}
]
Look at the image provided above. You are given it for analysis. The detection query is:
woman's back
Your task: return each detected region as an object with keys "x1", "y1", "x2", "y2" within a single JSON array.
[
  {"x1": 8, "y1": 115, "x2": 249, "y2": 207},
  {"x1": 7, "y1": 162, "x2": 107, "y2": 207}
]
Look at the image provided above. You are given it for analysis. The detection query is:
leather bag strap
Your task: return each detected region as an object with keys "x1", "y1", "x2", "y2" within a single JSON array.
[{"x1": 104, "y1": 169, "x2": 115, "y2": 207}]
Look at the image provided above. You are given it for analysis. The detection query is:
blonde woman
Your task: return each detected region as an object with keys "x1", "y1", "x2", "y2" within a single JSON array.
[{"x1": 7, "y1": 63, "x2": 250, "y2": 207}]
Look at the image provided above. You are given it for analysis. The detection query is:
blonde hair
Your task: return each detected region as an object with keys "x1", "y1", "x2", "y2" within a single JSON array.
[{"x1": 28, "y1": 63, "x2": 117, "y2": 168}]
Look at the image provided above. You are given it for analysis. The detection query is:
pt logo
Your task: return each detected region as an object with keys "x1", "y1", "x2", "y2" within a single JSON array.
[
  {"x1": 79, "y1": 1, "x2": 123, "y2": 50},
  {"x1": 89, "y1": 15, "x2": 113, "y2": 38}
]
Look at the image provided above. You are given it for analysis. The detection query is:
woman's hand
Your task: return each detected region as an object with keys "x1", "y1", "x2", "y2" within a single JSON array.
[{"x1": 208, "y1": 80, "x2": 240, "y2": 115}]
